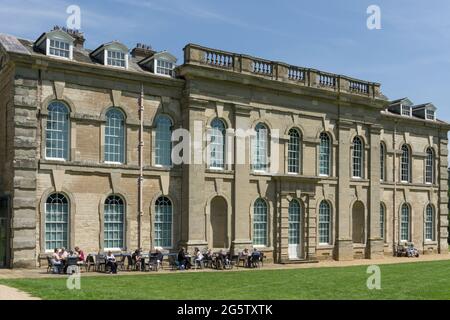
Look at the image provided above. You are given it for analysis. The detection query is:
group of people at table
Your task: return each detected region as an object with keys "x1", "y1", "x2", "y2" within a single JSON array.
[{"x1": 49, "y1": 246, "x2": 262, "y2": 274}]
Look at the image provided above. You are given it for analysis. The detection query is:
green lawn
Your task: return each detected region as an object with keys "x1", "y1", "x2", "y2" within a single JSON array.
[{"x1": 1, "y1": 260, "x2": 450, "y2": 300}]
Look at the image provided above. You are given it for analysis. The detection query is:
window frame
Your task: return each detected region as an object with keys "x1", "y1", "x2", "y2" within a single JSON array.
[
  {"x1": 154, "y1": 196, "x2": 173, "y2": 249},
  {"x1": 380, "y1": 142, "x2": 386, "y2": 182},
  {"x1": 400, "y1": 203, "x2": 411, "y2": 242},
  {"x1": 105, "y1": 49, "x2": 128, "y2": 69},
  {"x1": 104, "y1": 108, "x2": 126, "y2": 164},
  {"x1": 44, "y1": 193, "x2": 69, "y2": 252},
  {"x1": 400, "y1": 145, "x2": 411, "y2": 183},
  {"x1": 209, "y1": 118, "x2": 226, "y2": 170},
  {"x1": 318, "y1": 201, "x2": 331, "y2": 245},
  {"x1": 252, "y1": 123, "x2": 269, "y2": 173},
  {"x1": 154, "y1": 115, "x2": 173, "y2": 167},
  {"x1": 103, "y1": 195, "x2": 125, "y2": 251},
  {"x1": 425, "y1": 148, "x2": 434, "y2": 184},
  {"x1": 287, "y1": 128, "x2": 301, "y2": 174},
  {"x1": 154, "y1": 59, "x2": 175, "y2": 77},
  {"x1": 253, "y1": 198, "x2": 268, "y2": 247},
  {"x1": 425, "y1": 204, "x2": 434, "y2": 242},
  {"x1": 45, "y1": 101, "x2": 70, "y2": 161},
  {"x1": 352, "y1": 136, "x2": 363, "y2": 178},
  {"x1": 319, "y1": 132, "x2": 331, "y2": 177}
]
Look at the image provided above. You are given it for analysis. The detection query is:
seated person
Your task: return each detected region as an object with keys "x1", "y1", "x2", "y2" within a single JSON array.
[
  {"x1": 250, "y1": 248, "x2": 261, "y2": 267},
  {"x1": 132, "y1": 249, "x2": 142, "y2": 270},
  {"x1": 215, "y1": 249, "x2": 227, "y2": 269},
  {"x1": 106, "y1": 251, "x2": 118, "y2": 274},
  {"x1": 155, "y1": 248, "x2": 163, "y2": 269},
  {"x1": 194, "y1": 247, "x2": 203, "y2": 267},
  {"x1": 59, "y1": 247, "x2": 69, "y2": 272},
  {"x1": 240, "y1": 248, "x2": 250, "y2": 267},
  {"x1": 177, "y1": 248, "x2": 191, "y2": 269},
  {"x1": 51, "y1": 248, "x2": 63, "y2": 273},
  {"x1": 74, "y1": 247, "x2": 85, "y2": 264}
]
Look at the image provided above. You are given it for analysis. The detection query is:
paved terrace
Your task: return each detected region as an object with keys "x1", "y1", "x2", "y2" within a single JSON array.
[{"x1": 1, "y1": 254, "x2": 449, "y2": 280}]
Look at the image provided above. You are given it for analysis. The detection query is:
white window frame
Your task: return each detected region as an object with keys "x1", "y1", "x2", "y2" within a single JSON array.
[
  {"x1": 104, "y1": 49, "x2": 129, "y2": 69},
  {"x1": 400, "y1": 145, "x2": 411, "y2": 183},
  {"x1": 46, "y1": 37, "x2": 73, "y2": 60},
  {"x1": 425, "y1": 148, "x2": 434, "y2": 184},
  {"x1": 252, "y1": 123, "x2": 269, "y2": 173},
  {"x1": 400, "y1": 203, "x2": 410, "y2": 242},
  {"x1": 45, "y1": 101, "x2": 70, "y2": 161},
  {"x1": 45, "y1": 193, "x2": 69, "y2": 252},
  {"x1": 103, "y1": 195, "x2": 125, "y2": 251},
  {"x1": 154, "y1": 115, "x2": 173, "y2": 167},
  {"x1": 104, "y1": 108, "x2": 125, "y2": 164},
  {"x1": 253, "y1": 198, "x2": 268, "y2": 247},
  {"x1": 319, "y1": 132, "x2": 331, "y2": 177},
  {"x1": 318, "y1": 201, "x2": 331, "y2": 245},
  {"x1": 401, "y1": 105, "x2": 411, "y2": 117},
  {"x1": 209, "y1": 118, "x2": 226, "y2": 170},
  {"x1": 425, "y1": 205, "x2": 434, "y2": 242},
  {"x1": 154, "y1": 196, "x2": 173, "y2": 249},
  {"x1": 425, "y1": 109, "x2": 435, "y2": 121},
  {"x1": 287, "y1": 128, "x2": 301, "y2": 174},
  {"x1": 154, "y1": 59, "x2": 175, "y2": 77},
  {"x1": 380, "y1": 143, "x2": 386, "y2": 182},
  {"x1": 352, "y1": 137, "x2": 363, "y2": 178}
]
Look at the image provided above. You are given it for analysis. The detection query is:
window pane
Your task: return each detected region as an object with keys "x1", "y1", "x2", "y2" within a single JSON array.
[
  {"x1": 319, "y1": 133, "x2": 330, "y2": 176},
  {"x1": 105, "y1": 109, "x2": 125, "y2": 163},
  {"x1": 107, "y1": 50, "x2": 126, "y2": 67},
  {"x1": 48, "y1": 39, "x2": 70, "y2": 58},
  {"x1": 401, "y1": 145, "x2": 410, "y2": 182},
  {"x1": 425, "y1": 148, "x2": 434, "y2": 184},
  {"x1": 287, "y1": 129, "x2": 300, "y2": 174},
  {"x1": 352, "y1": 137, "x2": 363, "y2": 178},
  {"x1": 45, "y1": 193, "x2": 69, "y2": 250},
  {"x1": 400, "y1": 204, "x2": 410, "y2": 241},
  {"x1": 380, "y1": 143, "x2": 385, "y2": 181},
  {"x1": 380, "y1": 204, "x2": 385, "y2": 240},
  {"x1": 318, "y1": 201, "x2": 330, "y2": 244},
  {"x1": 46, "y1": 101, "x2": 69, "y2": 160},
  {"x1": 155, "y1": 116, "x2": 172, "y2": 166},
  {"x1": 288, "y1": 200, "x2": 301, "y2": 245},
  {"x1": 210, "y1": 119, "x2": 226, "y2": 169},
  {"x1": 104, "y1": 195, "x2": 125, "y2": 249},
  {"x1": 425, "y1": 205, "x2": 434, "y2": 241},
  {"x1": 253, "y1": 124, "x2": 268, "y2": 171},
  {"x1": 253, "y1": 198, "x2": 267, "y2": 246},
  {"x1": 155, "y1": 197, "x2": 172, "y2": 247}
]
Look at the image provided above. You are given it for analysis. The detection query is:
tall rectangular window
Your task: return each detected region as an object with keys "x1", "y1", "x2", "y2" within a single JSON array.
[
  {"x1": 352, "y1": 137, "x2": 363, "y2": 178},
  {"x1": 318, "y1": 201, "x2": 331, "y2": 244},
  {"x1": 46, "y1": 101, "x2": 69, "y2": 160},
  {"x1": 253, "y1": 198, "x2": 268, "y2": 246},
  {"x1": 287, "y1": 128, "x2": 300, "y2": 174},
  {"x1": 104, "y1": 196, "x2": 124, "y2": 249},
  {"x1": 380, "y1": 143, "x2": 385, "y2": 181},
  {"x1": 155, "y1": 197, "x2": 173, "y2": 248},
  {"x1": 425, "y1": 148, "x2": 434, "y2": 184},
  {"x1": 155, "y1": 116, "x2": 172, "y2": 166},
  {"x1": 401, "y1": 145, "x2": 410, "y2": 182},
  {"x1": 252, "y1": 123, "x2": 269, "y2": 172},
  {"x1": 104, "y1": 109, "x2": 125, "y2": 163},
  {"x1": 425, "y1": 205, "x2": 434, "y2": 241},
  {"x1": 319, "y1": 133, "x2": 330, "y2": 176},
  {"x1": 400, "y1": 204, "x2": 410, "y2": 241},
  {"x1": 45, "y1": 194, "x2": 69, "y2": 251}
]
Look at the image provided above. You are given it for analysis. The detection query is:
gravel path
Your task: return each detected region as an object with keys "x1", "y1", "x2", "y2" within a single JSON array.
[{"x1": 0, "y1": 285, "x2": 40, "y2": 300}]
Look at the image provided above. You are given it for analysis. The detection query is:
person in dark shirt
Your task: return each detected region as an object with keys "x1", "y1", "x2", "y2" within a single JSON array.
[{"x1": 177, "y1": 248, "x2": 191, "y2": 269}]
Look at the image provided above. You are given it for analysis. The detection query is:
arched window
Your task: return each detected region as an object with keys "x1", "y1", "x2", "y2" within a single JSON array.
[
  {"x1": 155, "y1": 196, "x2": 172, "y2": 248},
  {"x1": 287, "y1": 128, "x2": 301, "y2": 174},
  {"x1": 155, "y1": 116, "x2": 172, "y2": 166},
  {"x1": 253, "y1": 198, "x2": 268, "y2": 246},
  {"x1": 401, "y1": 145, "x2": 411, "y2": 182},
  {"x1": 45, "y1": 193, "x2": 69, "y2": 250},
  {"x1": 425, "y1": 204, "x2": 434, "y2": 241},
  {"x1": 425, "y1": 148, "x2": 434, "y2": 184},
  {"x1": 210, "y1": 118, "x2": 226, "y2": 169},
  {"x1": 380, "y1": 203, "x2": 385, "y2": 240},
  {"x1": 400, "y1": 203, "x2": 410, "y2": 241},
  {"x1": 46, "y1": 101, "x2": 69, "y2": 160},
  {"x1": 319, "y1": 133, "x2": 330, "y2": 176},
  {"x1": 104, "y1": 195, "x2": 125, "y2": 249},
  {"x1": 352, "y1": 137, "x2": 363, "y2": 178},
  {"x1": 380, "y1": 143, "x2": 386, "y2": 181},
  {"x1": 288, "y1": 200, "x2": 301, "y2": 245},
  {"x1": 253, "y1": 123, "x2": 269, "y2": 172},
  {"x1": 318, "y1": 201, "x2": 331, "y2": 244},
  {"x1": 104, "y1": 108, "x2": 125, "y2": 163}
]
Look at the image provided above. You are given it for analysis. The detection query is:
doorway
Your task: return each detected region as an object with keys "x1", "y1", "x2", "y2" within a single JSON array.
[
  {"x1": 288, "y1": 199, "x2": 302, "y2": 259},
  {"x1": 210, "y1": 196, "x2": 228, "y2": 249}
]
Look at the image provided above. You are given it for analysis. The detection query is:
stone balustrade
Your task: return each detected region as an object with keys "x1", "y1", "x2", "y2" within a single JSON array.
[{"x1": 183, "y1": 43, "x2": 381, "y2": 99}]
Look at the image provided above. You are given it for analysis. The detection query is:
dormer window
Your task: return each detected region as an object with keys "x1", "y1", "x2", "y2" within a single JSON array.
[
  {"x1": 156, "y1": 59, "x2": 174, "y2": 76},
  {"x1": 426, "y1": 109, "x2": 435, "y2": 121},
  {"x1": 91, "y1": 41, "x2": 129, "y2": 69},
  {"x1": 34, "y1": 28, "x2": 74, "y2": 60},
  {"x1": 107, "y1": 50, "x2": 126, "y2": 67},
  {"x1": 138, "y1": 51, "x2": 177, "y2": 77},
  {"x1": 49, "y1": 39, "x2": 70, "y2": 58},
  {"x1": 401, "y1": 105, "x2": 411, "y2": 116}
]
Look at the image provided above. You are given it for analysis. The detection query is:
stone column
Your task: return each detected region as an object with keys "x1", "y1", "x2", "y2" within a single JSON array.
[
  {"x1": 230, "y1": 104, "x2": 252, "y2": 254},
  {"x1": 278, "y1": 194, "x2": 289, "y2": 263},
  {"x1": 438, "y1": 135, "x2": 449, "y2": 254},
  {"x1": 367, "y1": 125, "x2": 384, "y2": 259},
  {"x1": 335, "y1": 120, "x2": 353, "y2": 260}
]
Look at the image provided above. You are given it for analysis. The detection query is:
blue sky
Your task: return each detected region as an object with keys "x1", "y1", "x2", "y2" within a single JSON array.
[{"x1": 1, "y1": 0, "x2": 449, "y2": 122}]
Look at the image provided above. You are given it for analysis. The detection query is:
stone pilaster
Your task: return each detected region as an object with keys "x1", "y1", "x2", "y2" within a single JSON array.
[
  {"x1": 335, "y1": 120, "x2": 353, "y2": 260},
  {"x1": 438, "y1": 135, "x2": 449, "y2": 254},
  {"x1": 11, "y1": 75, "x2": 39, "y2": 267},
  {"x1": 367, "y1": 124, "x2": 384, "y2": 259},
  {"x1": 181, "y1": 99, "x2": 207, "y2": 252},
  {"x1": 306, "y1": 195, "x2": 317, "y2": 260},
  {"x1": 230, "y1": 104, "x2": 252, "y2": 255}
]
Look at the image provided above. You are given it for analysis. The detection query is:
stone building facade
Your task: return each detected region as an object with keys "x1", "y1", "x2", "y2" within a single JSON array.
[{"x1": 0, "y1": 28, "x2": 448, "y2": 268}]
